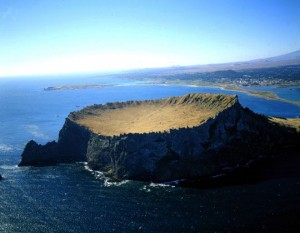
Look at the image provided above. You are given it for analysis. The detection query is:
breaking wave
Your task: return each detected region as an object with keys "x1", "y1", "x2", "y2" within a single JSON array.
[{"x1": 82, "y1": 162, "x2": 130, "y2": 187}]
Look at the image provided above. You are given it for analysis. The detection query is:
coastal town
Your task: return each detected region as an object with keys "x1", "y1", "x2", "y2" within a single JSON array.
[{"x1": 146, "y1": 65, "x2": 300, "y2": 87}]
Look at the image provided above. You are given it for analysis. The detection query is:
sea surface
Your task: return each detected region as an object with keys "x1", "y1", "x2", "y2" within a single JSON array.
[{"x1": 0, "y1": 75, "x2": 300, "y2": 232}]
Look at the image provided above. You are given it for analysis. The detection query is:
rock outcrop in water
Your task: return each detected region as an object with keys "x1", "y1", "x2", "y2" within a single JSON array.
[
  {"x1": 19, "y1": 93, "x2": 300, "y2": 184},
  {"x1": 19, "y1": 118, "x2": 91, "y2": 166}
]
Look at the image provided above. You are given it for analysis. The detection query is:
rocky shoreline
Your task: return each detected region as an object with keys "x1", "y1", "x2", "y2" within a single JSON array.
[{"x1": 19, "y1": 93, "x2": 300, "y2": 186}]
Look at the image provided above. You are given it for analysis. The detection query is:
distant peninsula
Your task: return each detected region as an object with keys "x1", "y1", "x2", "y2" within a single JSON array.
[
  {"x1": 44, "y1": 84, "x2": 115, "y2": 91},
  {"x1": 43, "y1": 64, "x2": 300, "y2": 106},
  {"x1": 19, "y1": 93, "x2": 299, "y2": 187}
]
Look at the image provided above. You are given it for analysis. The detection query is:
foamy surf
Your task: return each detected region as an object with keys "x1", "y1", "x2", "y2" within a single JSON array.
[
  {"x1": 103, "y1": 179, "x2": 129, "y2": 187},
  {"x1": 0, "y1": 144, "x2": 15, "y2": 152},
  {"x1": 82, "y1": 162, "x2": 130, "y2": 187},
  {"x1": 0, "y1": 165, "x2": 18, "y2": 170},
  {"x1": 140, "y1": 182, "x2": 176, "y2": 192},
  {"x1": 149, "y1": 182, "x2": 175, "y2": 188}
]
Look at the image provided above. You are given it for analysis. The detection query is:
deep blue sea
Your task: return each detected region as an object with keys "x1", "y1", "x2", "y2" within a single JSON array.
[{"x1": 0, "y1": 75, "x2": 300, "y2": 232}]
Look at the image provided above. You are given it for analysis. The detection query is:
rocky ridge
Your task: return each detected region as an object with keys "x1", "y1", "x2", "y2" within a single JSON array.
[{"x1": 19, "y1": 93, "x2": 299, "y2": 185}]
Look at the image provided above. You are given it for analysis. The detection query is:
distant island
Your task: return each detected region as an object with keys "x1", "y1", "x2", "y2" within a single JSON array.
[
  {"x1": 44, "y1": 81, "x2": 300, "y2": 106},
  {"x1": 19, "y1": 93, "x2": 300, "y2": 187}
]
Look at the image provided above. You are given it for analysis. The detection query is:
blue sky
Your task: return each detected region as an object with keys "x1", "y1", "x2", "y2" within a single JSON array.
[{"x1": 0, "y1": 0, "x2": 300, "y2": 77}]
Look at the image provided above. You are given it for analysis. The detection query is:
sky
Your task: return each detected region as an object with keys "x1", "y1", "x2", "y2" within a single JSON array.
[{"x1": 0, "y1": 0, "x2": 300, "y2": 77}]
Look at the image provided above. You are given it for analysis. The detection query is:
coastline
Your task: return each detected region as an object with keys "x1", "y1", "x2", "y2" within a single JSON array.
[
  {"x1": 43, "y1": 82, "x2": 300, "y2": 107},
  {"x1": 139, "y1": 82, "x2": 300, "y2": 107}
]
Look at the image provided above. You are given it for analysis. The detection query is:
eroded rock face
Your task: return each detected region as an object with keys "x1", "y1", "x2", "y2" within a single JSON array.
[
  {"x1": 19, "y1": 118, "x2": 92, "y2": 166},
  {"x1": 85, "y1": 100, "x2": 293, "y2": 182},
  {"x1": 19, "y1": 140, "x2": 59, "y2": 166},
  {"x1": 19, "y1": 93, "x2": 299, "y2": 183}
]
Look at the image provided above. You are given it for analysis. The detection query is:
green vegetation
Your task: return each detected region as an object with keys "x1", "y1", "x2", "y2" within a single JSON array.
[{"x1": 44, "y1": 65, "x2": 300, "y2": 105}]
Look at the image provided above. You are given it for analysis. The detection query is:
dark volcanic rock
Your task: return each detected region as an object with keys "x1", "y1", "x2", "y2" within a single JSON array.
[
  {"x1": 19, "y1": 140, "x2": 59, "y2": 166},
  {"x1": 86, "y1": 100, "x2": 298, "y2": 182},
  {"x1": 57, "y1": 118, "x2": 92, "y2": 161},
  {"x1": 19, "y1": 118, "x2": 92, "y2": 166},
  {"x1": 19, "y1": 93, "x2": 300, "y2": 184}
]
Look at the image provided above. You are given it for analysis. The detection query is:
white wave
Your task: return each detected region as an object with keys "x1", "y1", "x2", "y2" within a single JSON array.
[
  {"x1": 0, "y1": 165, "x2": 18, "y2": 170},
  {"x1": 103, "y1": 179, "x2": 129, "y2": 187},
  {"x1": 0, "y1": 143, "x2": 15, "y2": 152},
  {"x1": 82, "y1": 163, "x2": 131, "y2": 187},
  {"x1": 25, "y1": 124, "x2": 50, "y2": 140},
  {"x1": 94, "y1": 171, "x2": 105, "y2": 179},
  {"x1": 149, "y1": 182, "x2": 175, "y2": 188},
  {"x1": 140, "y1": 185, "x2": 151, "y2": 192},
  {"x1": 139, "y1": 182, "x2": 176, "y2": 192},
  {"x1": 76, "y1": 162, "x2": 87, "y2": 165},
  {"x1": 83, "y1": 163, "x2": 94, "y2": 173},
  {"x1": 83, "y1": 164, "x2": 106, "y2": 180}
]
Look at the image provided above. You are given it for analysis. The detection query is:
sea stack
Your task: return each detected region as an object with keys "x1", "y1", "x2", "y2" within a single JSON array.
[{"x1": 19, "y1": 93, "x2": 299, "y2": 183}]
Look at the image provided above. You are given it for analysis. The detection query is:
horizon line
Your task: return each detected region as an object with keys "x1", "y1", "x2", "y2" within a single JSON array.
[{"x1": 1, "y1": 49, "x2": 299, "y2": 78}]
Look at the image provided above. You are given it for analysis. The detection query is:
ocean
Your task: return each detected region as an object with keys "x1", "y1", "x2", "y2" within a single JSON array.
[{"x1": 0, "y1": 75, "x2": 300, "y2": 232}]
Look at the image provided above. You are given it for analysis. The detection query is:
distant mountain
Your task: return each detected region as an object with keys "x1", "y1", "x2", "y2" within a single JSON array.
[
  {"x1": 262, "y1": 50, "x2": 300, "y2": 62},
  {"x1": 248, "y1": 50, "x2": 300, "y2": 64},
  {"x1": 127, "y1": 50, "x2": 300, "y2": 76},
  {"x1": 148, "y1": 50, "x2": 300, "y2": 74}
]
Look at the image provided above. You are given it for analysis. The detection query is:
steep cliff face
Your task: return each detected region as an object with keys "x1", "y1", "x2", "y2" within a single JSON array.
[
  {"x1": 86, "y1": 99, "x2": 295, "y2": 182},
  {"x1": 19, "y1": 93, "x2": 299, "y2": 183},
  {"x1": 19, "y1": 118, "x2": 92, "y2": 166},
  {"x1": 19, "y1": 140, "x2": 59, "y2": 166},
  {"x1": 57, "y1": 118, "x2": 92, "y2": 161}
]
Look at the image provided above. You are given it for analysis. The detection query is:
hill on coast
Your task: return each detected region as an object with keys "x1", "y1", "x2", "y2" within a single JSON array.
[
  {"x1": 70, "y1": 94, "x2": 237, "y2": 136},
  {"x1": 19, "y1": 93, "x2": 300, "y2": 185}
]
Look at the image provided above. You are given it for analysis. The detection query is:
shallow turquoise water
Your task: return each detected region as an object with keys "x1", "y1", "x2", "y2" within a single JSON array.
[{"x1": 243, "y1": 85, "x2": 300, "y2": 102}]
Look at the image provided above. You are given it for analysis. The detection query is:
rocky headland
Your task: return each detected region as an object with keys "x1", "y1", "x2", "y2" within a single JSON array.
[{"x1": 19, "y1": 93, "x2": 300, "y2": 186}]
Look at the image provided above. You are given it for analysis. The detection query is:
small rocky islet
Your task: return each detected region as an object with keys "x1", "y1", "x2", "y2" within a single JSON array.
[{"x1": 19, "y1": 93, "x2": 300, "y2": 187}]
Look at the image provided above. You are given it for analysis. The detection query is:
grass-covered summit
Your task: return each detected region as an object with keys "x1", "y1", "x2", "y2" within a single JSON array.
[{"x1": 69, "y1": 93, "x2": 238, "y2": 136}]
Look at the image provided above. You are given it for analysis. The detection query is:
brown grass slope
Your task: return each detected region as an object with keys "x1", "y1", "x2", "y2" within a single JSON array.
[
  {"x1": 69, "y1": 93, "x2": 238, "y2": 136},
  {"x1": 269, "y1": 117, "x2": 300, "y2": 133}
]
